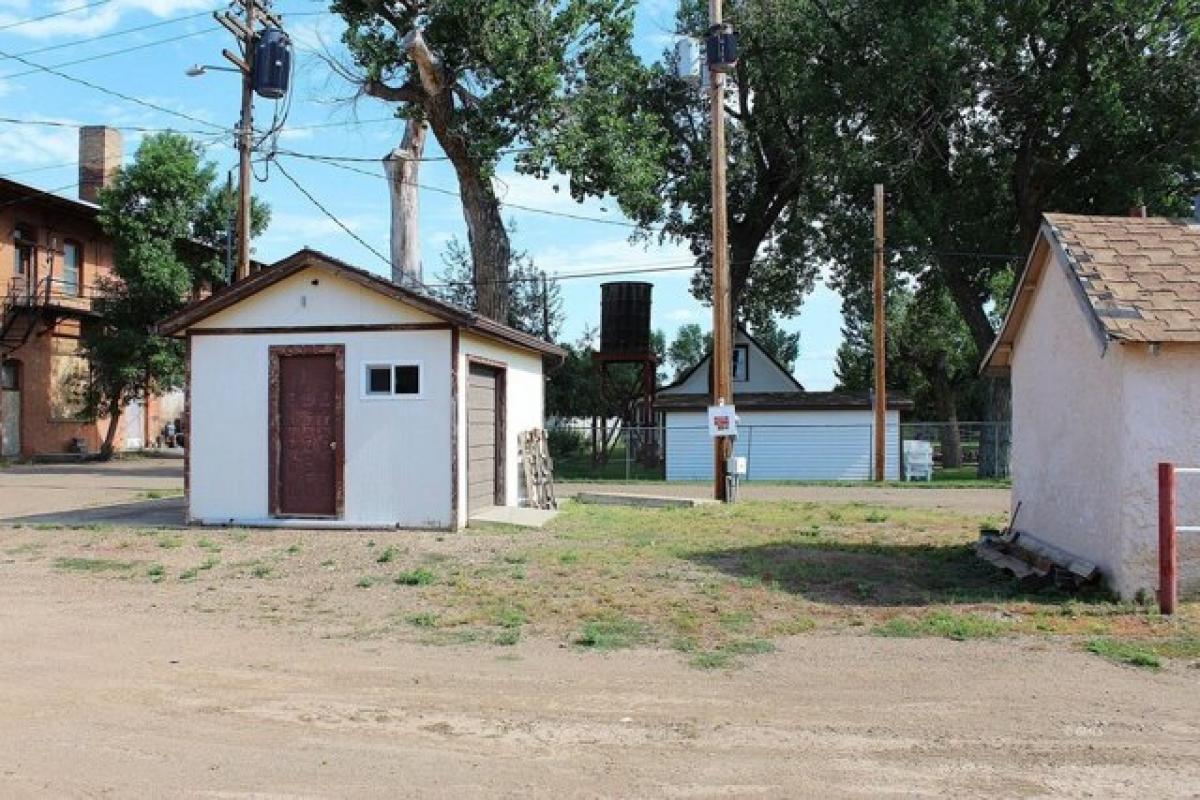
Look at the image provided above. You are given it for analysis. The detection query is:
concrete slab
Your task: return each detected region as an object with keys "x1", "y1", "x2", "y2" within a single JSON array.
[
  {"x1": 469, "y1": 506, "x2": 558, "y2": 528},
  {"x1": 574, "y1": 492, "x2": 716, "y2": 509}
]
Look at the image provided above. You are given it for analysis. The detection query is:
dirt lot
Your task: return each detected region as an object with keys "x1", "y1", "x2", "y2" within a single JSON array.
[{"x1": 1, "y1": 462, "x2": 1198, "y2": 798}]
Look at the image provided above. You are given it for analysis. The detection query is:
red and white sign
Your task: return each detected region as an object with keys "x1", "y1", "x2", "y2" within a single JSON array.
[{"x1": 707, "y1": 404, "x2": 737, "y2": 437}]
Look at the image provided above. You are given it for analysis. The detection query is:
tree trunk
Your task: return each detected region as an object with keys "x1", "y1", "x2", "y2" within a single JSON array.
[
  {"x1": 926, "y1": 365, "x2": 962, "y2": 469},
  {"x1": 453, "y1": 160, "x2": 511, "y2": 322},
  {"x1": 99, "y1": 396, "x2": 123, "y2": 461},
  {"x1": 384, "y1": 118, "x2": 428, "y2": 287},
  {"x1": 978, "y1": 377, "x2": 1012, "y2": 479}
]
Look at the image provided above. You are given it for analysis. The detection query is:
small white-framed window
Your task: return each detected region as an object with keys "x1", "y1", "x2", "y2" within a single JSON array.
[
  {"x1": 732, "y1": 344, "x2": 750, "y2": 383},
  {"x1": 362, "y1": 361, "x2": 423, "y2": 399}
]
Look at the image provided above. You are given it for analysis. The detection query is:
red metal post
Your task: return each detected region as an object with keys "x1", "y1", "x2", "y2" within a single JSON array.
[{"x1": 1159, "y1": 462, "x2": 1178, "y2": 615}]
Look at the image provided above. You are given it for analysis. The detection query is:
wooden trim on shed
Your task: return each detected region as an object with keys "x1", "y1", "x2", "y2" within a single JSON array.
[
  {"x1": 184, "y1": 332, "x2": 191, "y2": 522},
  {"x1": 190, "y1": 323, "x2": 452, "y2": 336},
  {"x1": 450, "y1": 327, "x2": 460, "y2": 528},
  {"x1": 268, "y1": 344, "x2": 345, "y2": 519}
]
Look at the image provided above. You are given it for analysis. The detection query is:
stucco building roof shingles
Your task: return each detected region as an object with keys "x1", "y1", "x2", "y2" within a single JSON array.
[{"x1": 1046, "y1": 213, "x2": 1200, "y2": 343}]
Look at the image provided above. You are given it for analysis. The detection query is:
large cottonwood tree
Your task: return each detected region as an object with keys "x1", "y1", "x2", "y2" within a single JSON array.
[{"x1": 331, "y1": 0, "x2": 665, "y2": 321}]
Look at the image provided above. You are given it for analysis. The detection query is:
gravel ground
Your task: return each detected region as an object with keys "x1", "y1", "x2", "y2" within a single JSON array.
[{"x1": 0, "y1": 557, "x2": 1197, "y2": 799}]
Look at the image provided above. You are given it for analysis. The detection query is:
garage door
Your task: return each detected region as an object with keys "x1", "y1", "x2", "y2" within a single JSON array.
[{"x1": 467, "y1": 362, "x2": 502, "y2": 514}]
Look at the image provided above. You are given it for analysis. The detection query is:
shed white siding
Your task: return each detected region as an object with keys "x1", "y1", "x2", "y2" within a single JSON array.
[
  {"x1": 664, "y1": 409, "x2": 901, "y2": 481},
  {"x1": 1011, "y1": 247, "x2": 1200, "y2": 598},
  {"x1": 190, "y1": 328, "x2": 454, "y2": 528}
]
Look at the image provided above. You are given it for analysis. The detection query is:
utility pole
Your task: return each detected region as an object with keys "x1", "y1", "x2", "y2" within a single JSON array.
[
  {"x1": 213, "y1": 0, "x2": 284, "y2": 282},
  {"x1": 873, "y1": 183, "x2": 887, "y2": 482},
  {"x1": 707, "y1": 1, "x2": 735, "y2": 501},
  {"x1": 235, "y1": 0, "x2": 254, "y2": 282}
]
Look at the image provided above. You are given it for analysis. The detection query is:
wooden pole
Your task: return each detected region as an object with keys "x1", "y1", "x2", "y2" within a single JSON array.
[
  {"x1": 234, "y1": 0, "x2": 255, "y2": 282},
  {"x1": 873, "y1": 183, "x2": 886, "y2": 482},
  {"x1": 709, "y1": 0, "x2": 732, "y2": 501},
  {"x1": 1159, "y1": 462, "x2": 1178, "y2": 615}
]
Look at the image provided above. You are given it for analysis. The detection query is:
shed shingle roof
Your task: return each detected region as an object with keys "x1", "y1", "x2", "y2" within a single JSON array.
[
  {"x1": 983, "y1": 213, "x2": 1200, "y2": 375},
  {"x1": 1045, "y1": 213, "x2": 1200, "y2": 343}
]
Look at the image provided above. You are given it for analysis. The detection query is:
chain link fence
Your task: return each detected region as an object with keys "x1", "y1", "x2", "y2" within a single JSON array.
[{"x1": 547, "y1": 420, "x2": 1011, "y2": 482}]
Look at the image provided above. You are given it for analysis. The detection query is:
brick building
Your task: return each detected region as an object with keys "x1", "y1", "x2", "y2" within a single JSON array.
[{"x1": 0, "y1": 126, "x2": 183, "y2": 458}]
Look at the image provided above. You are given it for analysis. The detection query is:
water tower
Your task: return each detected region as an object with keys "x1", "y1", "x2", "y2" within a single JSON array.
[{"x1": 596, "y1": 282, "x2": 658, "y2": 431}]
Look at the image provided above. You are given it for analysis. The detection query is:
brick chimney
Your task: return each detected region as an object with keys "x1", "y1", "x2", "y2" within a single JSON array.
[{"x1": 78, "y1": 126, "x2": 123, "y2": 203}]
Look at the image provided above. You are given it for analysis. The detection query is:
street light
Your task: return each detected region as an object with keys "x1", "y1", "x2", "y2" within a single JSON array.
[{"x1": 185, "y1": 64, "x2": 239, "y2": 77}]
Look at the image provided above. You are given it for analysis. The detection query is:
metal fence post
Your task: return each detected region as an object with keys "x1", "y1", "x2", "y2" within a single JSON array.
[
  {"x1": 1159, "y1": 461, "x2": 1178, "y2": 615},
  {"x1": 625, "y1": 427, "x2": 631, "y2": 481}
]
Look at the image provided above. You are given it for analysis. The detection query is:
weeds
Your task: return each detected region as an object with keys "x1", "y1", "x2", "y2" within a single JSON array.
[
  {"x1": 576, "y1": 615, "x2": 645, "y2": 650},
  {"x1": 874, "y1": 611, "x2": 1009, "y2": 641},
  {"x1": 53, "y1": 557, "x2": 136, "y2": 573},
  {"x1": 1087, "y1": 638, "x2": 1162, "y2": 669},
  {"x1": 395, "y1": 567, "x2": 437, "y2": 586}
]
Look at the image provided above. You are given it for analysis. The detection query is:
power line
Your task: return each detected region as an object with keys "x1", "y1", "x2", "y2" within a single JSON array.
[
  {"x1": 0, "y1": 27, "x2": 218, "y2": 81},
  {"x1": 0, "y1": 7, "x2": 216, "y2": 61},
  {"x1": 0, "y1": 44, "x2": 225, "y2": 133},
  {"x1": 276, "y1": 145, "x2": 537, "y2": 164},
  {"x1": 0, "y1": 116, "x2": 213, "y2": 135},
  {"x1": 272, "y1": 157, "x2": 393, "y2": 268},
  {"x1": 0, "y1": 0, "x2": 112, "y2": 34},
  {"x1": 280, "y1": 151, "x2": 652, "y2": 231}
]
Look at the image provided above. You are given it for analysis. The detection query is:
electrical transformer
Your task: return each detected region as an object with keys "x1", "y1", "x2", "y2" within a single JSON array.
[{"x1": 252, "y1": 28, "x2": 292, "y2": 99}]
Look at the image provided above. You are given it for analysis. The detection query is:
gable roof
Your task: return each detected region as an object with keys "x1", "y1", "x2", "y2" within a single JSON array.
[
  {"x1": 983, "y1": 213, "x2": 1200, "y2": 374},
  {"x1": 659, "y1": 324, "x2": 805, "y2": 393},
  {"x1": 157, "y1": 247, "x2": 565, "y2": 358}
]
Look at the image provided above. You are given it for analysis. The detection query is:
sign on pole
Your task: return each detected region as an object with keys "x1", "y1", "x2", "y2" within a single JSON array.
[{"x1": 708, "y1": 404, "x2": 737, "y2": 437}]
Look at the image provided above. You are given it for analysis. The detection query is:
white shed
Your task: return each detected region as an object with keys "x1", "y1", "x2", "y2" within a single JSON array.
[
  {"x1": 656, "y1": 328, "x2": 909, "y2": 481},
  {"x1": 983, "y1": 213, "x2": 1200, "y2": 599},
  {"x1": 159, "y1": 249, "x2": 563, "y2": 530}
]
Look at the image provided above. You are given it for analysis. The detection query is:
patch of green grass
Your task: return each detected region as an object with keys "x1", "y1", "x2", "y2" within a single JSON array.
[
  {"x1": 376, "y1": 546, "x2": 399, "y2": 564},
  {"x1": 407, "y1": 612, "x2": 438, "y2": 628},
  {"x1": 285, "y1": 543, "x2": 301, "y2": 555},
  {"x1": 1153, "y1": 635, "x2": 1200, "y2": 660},
  {"x1": 502, "y1": 552, "x2": 528, "y2": 565},
  {"x1": 199, "y1": 556, "x2": 219, "y2": 571},
  {"x1": 146, "y1": 563, "x2": 165, "y2": 582},
  {"x1": 864, "y1": 510, "x2": 889, "y2": 523},
  {"x1": 558, "y1": 550, "x2": 580, "y2": 565},
  {"x1": 690, "y1": 639, "x2": 776, "y2": 670},
  {"x1": 319, "y1": 559, "x2": 336, "y2": 568},
  {"x1": 494, "y1": 629, "x2": 520, "y2": 646},
  {"x1": 157, "y1": 534, "x2": 183, "y2": 549},
  {"x1": 576, "y1": 614, "x2": 646, "y2": 650},
  {"x1": 395, "y1": 567, "x2": 437, "y2": 586},
  {"x1": 179, "y1": 566, "x2": 199, "y2": 581},
  {"x1": 874, "y1": 611, "x2": 1008, "y2": 641},
  {"x1": 250, "y1": 563, "x2": 272, "y2": 579},
  {"x1": 196, "y1": 537, "x2": 221, "y2": 553},
  {"x1": 53, "y1": 557, "x2": 136, "y2": 573},
  {"x1": 493, "y1": 606, "x2": 526, "y2": 629},
  {"x1": 1086, "y1": 638, "x2": 1163, "y2": 669},
  {"x1": 356, "y1": 575, "x2": 376, "y2": 589}
]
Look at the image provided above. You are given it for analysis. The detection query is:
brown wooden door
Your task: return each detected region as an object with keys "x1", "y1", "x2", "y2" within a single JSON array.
[
  {"x1": 467, "y1": 362, "x2": 503, "y2": 514},
  {"x1": 271, "y1": 346, "x2": 344, "y2": 517}
]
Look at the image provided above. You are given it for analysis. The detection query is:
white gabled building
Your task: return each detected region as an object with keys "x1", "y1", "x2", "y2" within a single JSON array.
[
  {"x1": 984, "y1": 213, "x2": 1200, "y2": 599},
  {"x1": 159, "y1": 249, "x2": 563, "y2": 530},
  {"x1": 656, "y1": 327, "x2": 909, "y2": 481}
]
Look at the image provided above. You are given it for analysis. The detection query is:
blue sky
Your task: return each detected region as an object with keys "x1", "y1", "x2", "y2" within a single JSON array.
[{"x1": 0, "y1": 0, "x2": 845, "y2": 388}]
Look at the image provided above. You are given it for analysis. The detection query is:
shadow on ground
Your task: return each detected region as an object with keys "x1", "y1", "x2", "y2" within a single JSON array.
[
  {"x1": 2, "y1": 497, "x2": 186, "y2": 528},
  {"x1": 4, "y1": 464, "x2": 183, "y2": 480},
  {"x1": 687, "y1": 541, "x2": 1089, "y2": 607}
]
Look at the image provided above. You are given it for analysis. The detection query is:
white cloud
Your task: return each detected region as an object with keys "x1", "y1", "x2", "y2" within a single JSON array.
[
  {"x1": 0, "y1": 0, "x2": 212, "y2": 40},
  {"x1": 0, "y1": 120, "x2": 77, "y2": 168}
]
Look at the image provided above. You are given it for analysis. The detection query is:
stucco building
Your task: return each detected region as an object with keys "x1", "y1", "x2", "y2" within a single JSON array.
[
  {"x1": 984, "y1": 213, "x2": 1200, "y2": 599},
  {"x1": 656, "y1": 328, "x2": 910, "y2": 480},
  {"x1": 0, "y1": 126, "x2": 182, "y2": 457},
  {"x1": 158, "y1": 248, "x2": 563, "y2": 529}
]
